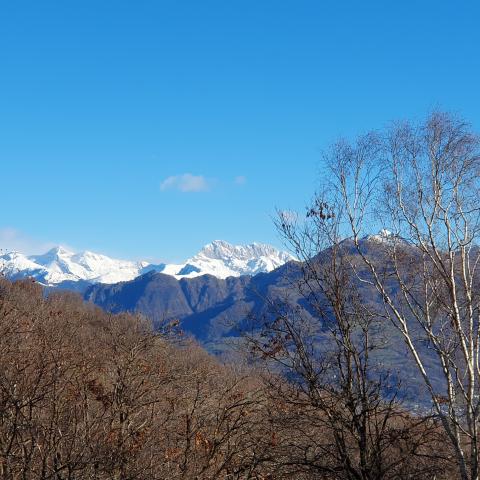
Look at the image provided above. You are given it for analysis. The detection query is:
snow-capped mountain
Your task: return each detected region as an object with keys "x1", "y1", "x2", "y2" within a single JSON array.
[
  {"x1": 172, "y1": 240, "x2": 295, "y2": 279},
  {"x1": 364, "y1": 229, "x2": 395, "y2": 242},
  {"x1": 362, "y1": 229, "x2": 410, "y2": 246},
  {"x1": 0, "y1": 247, "x2": 156, "y2": 285},
  {"x1": 0, "y1": 241, "x2": 295, "y2": 286}
]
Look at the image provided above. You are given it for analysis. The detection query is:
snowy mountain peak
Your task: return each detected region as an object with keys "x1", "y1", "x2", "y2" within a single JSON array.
[
  {"x1": 31, "y1": 246, "x2": 73, "y2": 265},
  {"x1": 185, "y1": 240, "x2": 295, "y2": 279},
  {"x1": 200, "y1": 240, "x2": 283, "y2": 260},
  {"x1": 363, "y1": 229, "x2": 408, "y2": 246},
  {"x1": 364, "y1": 229, "x2": 391, "y2": 241},
  {"x1": 199, "y1": 240, "x2": 235, "y2": 259},
  {"x1": 1, "y1": 240, "x2": 294, "y2": 285}
]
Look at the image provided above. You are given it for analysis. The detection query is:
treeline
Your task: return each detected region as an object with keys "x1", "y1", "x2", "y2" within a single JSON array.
[{"x1": 0, "y1": 277, "x2": 455, "y2": 479}]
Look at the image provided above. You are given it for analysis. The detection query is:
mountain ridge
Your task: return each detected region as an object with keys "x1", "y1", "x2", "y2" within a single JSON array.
[
  {"x1": 0, "y1": 240, "x2": 295, "y2": 286},
  {"x1": 83, "y1": 234, "x2": 434, "y2": 402}
]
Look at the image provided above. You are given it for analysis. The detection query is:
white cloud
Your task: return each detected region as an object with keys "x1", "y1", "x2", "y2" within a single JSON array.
[
  {"x1": 160, "y1": 173, "x2": 211, "y2": 193},
  {"x1": 0, "y1": 227, "x2": 56, "y2": 255},
  {"x1": 234, "y1": 175, "x2": 247, "y2": 186}
]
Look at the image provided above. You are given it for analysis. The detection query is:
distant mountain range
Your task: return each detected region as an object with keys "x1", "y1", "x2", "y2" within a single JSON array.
[
  {"x1": 0, "y1": 240, "x2": 295, "y2": 287},
  {"x1": 84, "y1": 233, "x2": 397, "y2": 345},
  {"x1": 1, "y1": 232, "x2": 435, "y2": 402}
]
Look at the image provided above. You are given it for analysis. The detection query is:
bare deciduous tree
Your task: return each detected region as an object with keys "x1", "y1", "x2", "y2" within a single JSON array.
[
  {"x1": 0, "y1": 279, "x2": 271, "y2": 479},
  {"x1": 244, "y1": 195, "x2": 451, "y2": 478},
  {"x1": 321, "y1": 111, "x2": 480, "y2": 480}
]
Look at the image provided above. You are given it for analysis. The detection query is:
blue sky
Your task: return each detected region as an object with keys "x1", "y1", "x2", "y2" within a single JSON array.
[{"x1": 1, "y1": 1, "x2": 479, "y2": 261}]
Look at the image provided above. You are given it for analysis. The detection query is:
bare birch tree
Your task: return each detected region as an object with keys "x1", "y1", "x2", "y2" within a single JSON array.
[
  {"x1": 244, "y1": 195, "x2": 450, "y2": 479},
  {"x1": 321, "y1": 111, "x2": 480, "y2": 480}
]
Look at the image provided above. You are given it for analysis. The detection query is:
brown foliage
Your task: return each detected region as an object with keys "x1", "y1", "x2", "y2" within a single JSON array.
[
  {"x1": 0, "y1": 277, "x2": 456, "y2": 479},
  {"x1": 0, "y1": 278, "x2": 268, "y2": 479}
]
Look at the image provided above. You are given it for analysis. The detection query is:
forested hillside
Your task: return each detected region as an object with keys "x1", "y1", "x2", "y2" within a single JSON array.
[{"x1": 0, "y1": 277, "x2": 452, "y2": 479}]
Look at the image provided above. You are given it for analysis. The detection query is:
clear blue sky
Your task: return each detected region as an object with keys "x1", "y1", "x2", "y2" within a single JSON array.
[{"x1": 1, "y1": 1, "x2": 479, "y2": 262}]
